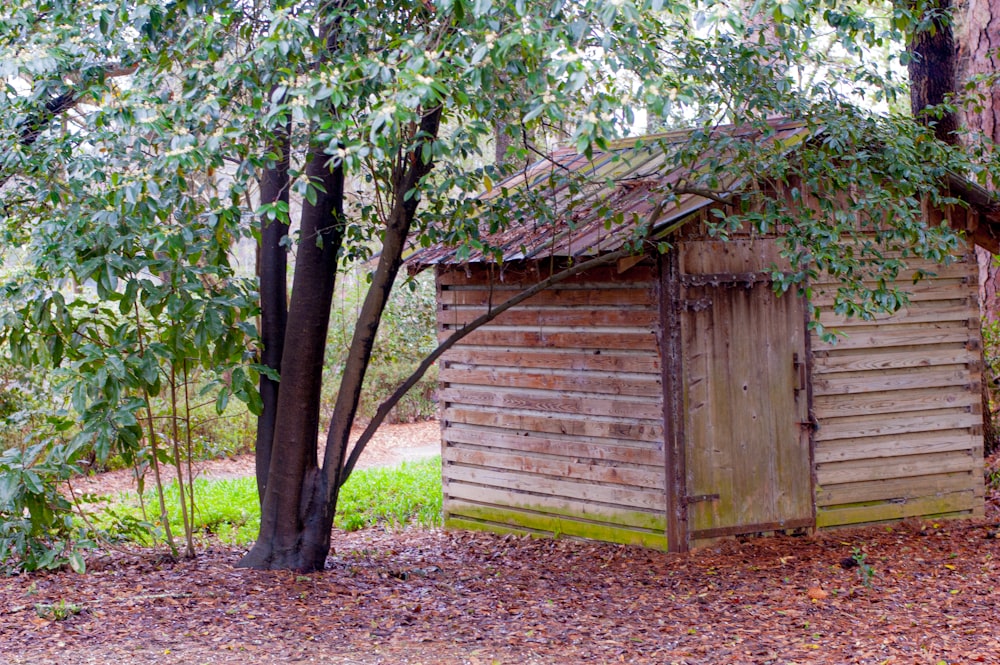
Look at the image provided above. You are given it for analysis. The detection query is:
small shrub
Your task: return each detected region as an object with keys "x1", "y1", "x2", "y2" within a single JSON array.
[
  {"x1": 851, "y1": 547, "x2": 876, "y2": 588},
  {"x1": 0, "y1": 440, "x2": 94, "y2": 575},
  {"x1": 34, "y1": 599, "x2": 83, "y2": 621}
]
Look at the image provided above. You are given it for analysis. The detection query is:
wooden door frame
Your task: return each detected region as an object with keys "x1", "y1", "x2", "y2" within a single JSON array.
[{"x1": 658, "y1": 249, "x2": 688, "y2": 552}]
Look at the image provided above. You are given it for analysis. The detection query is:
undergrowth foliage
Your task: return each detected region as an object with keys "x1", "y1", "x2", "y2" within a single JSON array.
[
  {"x1": 981, "y1": 318, "x2": 1000, "y2": 455},
  {"x1": 0, "y1": 441, "x2": 92, "y2": 575},
  {"x1": 327, "y1": 271, "x2": 439, "y2": 425},
  {"x1": 99, "y1": 456, "x2": 443, "y2": 547}
]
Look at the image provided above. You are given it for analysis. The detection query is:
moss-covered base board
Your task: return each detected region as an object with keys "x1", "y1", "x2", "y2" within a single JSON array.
[
  {"x1": 445, "y1": 503, "x2": 668, "y2": 550},
  {"x1": 816, "y1": 491, "x2": 981, "y2": 529}
]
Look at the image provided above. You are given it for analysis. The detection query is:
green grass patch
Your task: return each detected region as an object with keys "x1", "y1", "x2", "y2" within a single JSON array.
[{"x1": 97, "y1": 456, "x2": 443, "y2": 546}]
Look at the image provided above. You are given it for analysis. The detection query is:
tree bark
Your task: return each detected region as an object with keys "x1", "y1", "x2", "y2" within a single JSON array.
[
  {"x1": 907, "y1": 0, "x2": 959, "y2": 144},
  {"x1": 958, "y1": 0, "x2": 1000, "y2": 452},
  {"x1": 958, "y1": 0, "x2": 1000, "y2": 143},
  {"x1": 254, "y1": 118, "x2": 290, "y2": 502}
]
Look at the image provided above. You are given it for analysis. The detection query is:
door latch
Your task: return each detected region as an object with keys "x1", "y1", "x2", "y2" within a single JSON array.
[{"x1": 684, "y1": 493, "x2": 720, "y2": 505}]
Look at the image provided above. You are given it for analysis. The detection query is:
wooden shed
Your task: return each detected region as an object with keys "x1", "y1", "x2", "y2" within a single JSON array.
[{"x1": 411, "y1": 120, "x2": 1000, "y2": 552}]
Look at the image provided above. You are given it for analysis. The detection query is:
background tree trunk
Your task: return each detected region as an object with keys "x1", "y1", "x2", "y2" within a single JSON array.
[
  {"x1": 957, "y1": 0, "x2": 1000, "y2": 451},
  {"x1": 908, "y1": 0, "x2": 959, "y2": 143},
  {"x1": 959, "y1": 0, "x2": 1000, "y2": 323}
]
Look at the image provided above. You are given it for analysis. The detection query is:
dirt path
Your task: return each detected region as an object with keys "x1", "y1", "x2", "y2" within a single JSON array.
[{"x1": 70, "y1": 420, "x2": 441, "y2": 497}]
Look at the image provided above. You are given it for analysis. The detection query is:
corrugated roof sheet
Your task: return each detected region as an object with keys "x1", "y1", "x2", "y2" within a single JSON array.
[{"x1": 410, "y1": 118, "x2": 812, "y2": 265}]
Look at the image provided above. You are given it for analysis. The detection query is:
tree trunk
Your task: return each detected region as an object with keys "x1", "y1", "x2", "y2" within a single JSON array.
[
  {"x1": 959, "y1": 0, "x2": 1000, "y2": 142},
  {"x1": 495, "y1": 120, "x2": 514, "y2": 168},
  {"x1": 238, "y1": 140, "x2": 345, "y2": 571},
  {"x1": 254, "y1": 119, "x2": 290, "y2": 502},
  {"x1": 240, "y1": 103, "x2": 442, "y2": 571},
  {"x1": 907, "y1": 0, "x2": 959, "y2": 144},
  {"x1": 958, "y1": 0, "x2": 1000, "y2": 452}
]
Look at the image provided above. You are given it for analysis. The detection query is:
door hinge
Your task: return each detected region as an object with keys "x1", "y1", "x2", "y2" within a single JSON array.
[{"x1": 683, "y1": 297, "x2": 712, "y2": 312}]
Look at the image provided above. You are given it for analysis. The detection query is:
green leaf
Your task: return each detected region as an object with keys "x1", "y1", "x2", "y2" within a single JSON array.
[{"x1": 68, "y1": 551, "x2": 86, "y2": 574}]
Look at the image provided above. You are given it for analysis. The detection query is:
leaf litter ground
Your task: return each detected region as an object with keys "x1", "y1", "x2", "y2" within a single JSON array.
[{"x1": 4, "y1": 438, "x2": 1000, "y2": 664}]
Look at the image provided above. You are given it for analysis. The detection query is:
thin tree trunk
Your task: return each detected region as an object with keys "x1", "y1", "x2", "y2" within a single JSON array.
[
  {"x1": 254, "y1": 118, "x2": 290, "y2": 502},
  {"x1": 323, "y1": 107, "x2": 444, "y2": 509}
]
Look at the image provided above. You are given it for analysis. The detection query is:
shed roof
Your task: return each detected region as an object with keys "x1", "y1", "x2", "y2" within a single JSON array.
[{"x1": 410, "y1": 118, "x2": 1000, "y2": 266}]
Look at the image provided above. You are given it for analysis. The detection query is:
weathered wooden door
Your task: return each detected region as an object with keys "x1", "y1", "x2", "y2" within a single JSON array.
[{"x1": 676, "y1": 241, "x2": 813, "y2": 542}]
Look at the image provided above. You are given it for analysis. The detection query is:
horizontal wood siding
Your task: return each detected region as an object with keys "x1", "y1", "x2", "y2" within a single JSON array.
[
  {"x1": 811, "y1": 253, "x2": 985, "y2": 528},
  {"x1": 436, "y1": 263, "x2": 667, "y2": 548}
]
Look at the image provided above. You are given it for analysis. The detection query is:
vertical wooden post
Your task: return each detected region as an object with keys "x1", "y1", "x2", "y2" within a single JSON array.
[
  {"x1": 659, "y1": 248, "x2": 688, "y2": 552},
  {"x1": 801, "y1": 288, "x2": 818, "y2": 531}
]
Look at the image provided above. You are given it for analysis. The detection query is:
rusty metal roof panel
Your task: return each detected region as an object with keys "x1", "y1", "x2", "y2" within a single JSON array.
[{"x1": 410, "y1": 119, "x2": 812, "y2": 266}]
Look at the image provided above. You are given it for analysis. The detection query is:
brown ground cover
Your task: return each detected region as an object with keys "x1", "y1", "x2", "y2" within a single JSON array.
[{"x1": 3, "y1": 429, "x2": 1000, "y2": 665}]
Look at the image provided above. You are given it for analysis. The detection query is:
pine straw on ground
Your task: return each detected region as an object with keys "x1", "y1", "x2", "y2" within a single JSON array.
[{"x1": 2, "y1": 453, "x2": 1000, "y2": 664}]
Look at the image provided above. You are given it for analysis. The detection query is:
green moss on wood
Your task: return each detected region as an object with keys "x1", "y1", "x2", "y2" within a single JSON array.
[
  {"x1": 816, "y1": 492, "x2": 979, "y2": 528},
  {"x1": 446, "y1": 503, "x2": 668, "y2": 549}
]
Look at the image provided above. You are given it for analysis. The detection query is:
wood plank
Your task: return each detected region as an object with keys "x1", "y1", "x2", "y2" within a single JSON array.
[
  {"x1": 810, "y1": 324, "x2": 974, "y2": 352},
  {"x1": 817, "y1": 301, "x2": 975, "y2": 328},
  {"x1": 440, "y1": 347, "x2": 662, "y2": 374},
  {"x1": 814, "y1": 432, "x2": 980, "y2": 464},
  {"x1": 679, "y1": 238, "x2": 788, "y2": 275},
  {"x1": 816, "y1": 451, "x2": 978, "y2": 485},
  {"x1": 444, "y1": 464, "x2": 665, "y2": 510},
  {"x1": 439, "y1": 286, "x2": 655, "y2": 308},
  {"x1": 810, "y1": 261, "x2": 974, "y2": 285},
  {"x1": 438, "y1": 387, "x2": 663, "y2": 420},
  {"x1": 439, "y1": 367, "x2": 663, "y2": 397},
  {"x1": 445, "y1": 445, "x2": 665, "y2": 489},
  {"x1": 440, "y1": 328, "x2": 659, "y2": 351},
  {"x1": 809, "y1": 278, "x2": 974, "y2": 307},
  {"x1": 813, "y1": 410, "x2": 982, "y2": 442},
  {"x1": 437, "y1": 306, "x2": 659, "y2": 328},
  {"x1": 444, "y1": 505, "x2": 668, "y2": 549},
  {"x1": 437, "y1": 263, "x2": 657, "y2": 287},
  {"x1": 811, "y1": 366, "x2": 976, "y2": 396},
  {"x1": 445, "y1": 482, "x2": 666, "y2": 530},
  {"x1": 801, "y1": 248, "x2": 972, "y2": 268},
  {"x1": 814, "y1": 388, "x2": 979, "y2": 419},
  {"x1": 444, "y1": 406, "x2": 663, "y2": 443},
  {"x1": 442, "y1": 424, "x2": 664, "y2": 465},
  {"x1": 815, "y1": 471, "x2": 977, "y2": 506},
  {"x1": 811, "y1": 346, "x2": 974, "y2": 374},
  {"x1": 815, "y1": 491, "x2": 979, "y2": 528}
]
